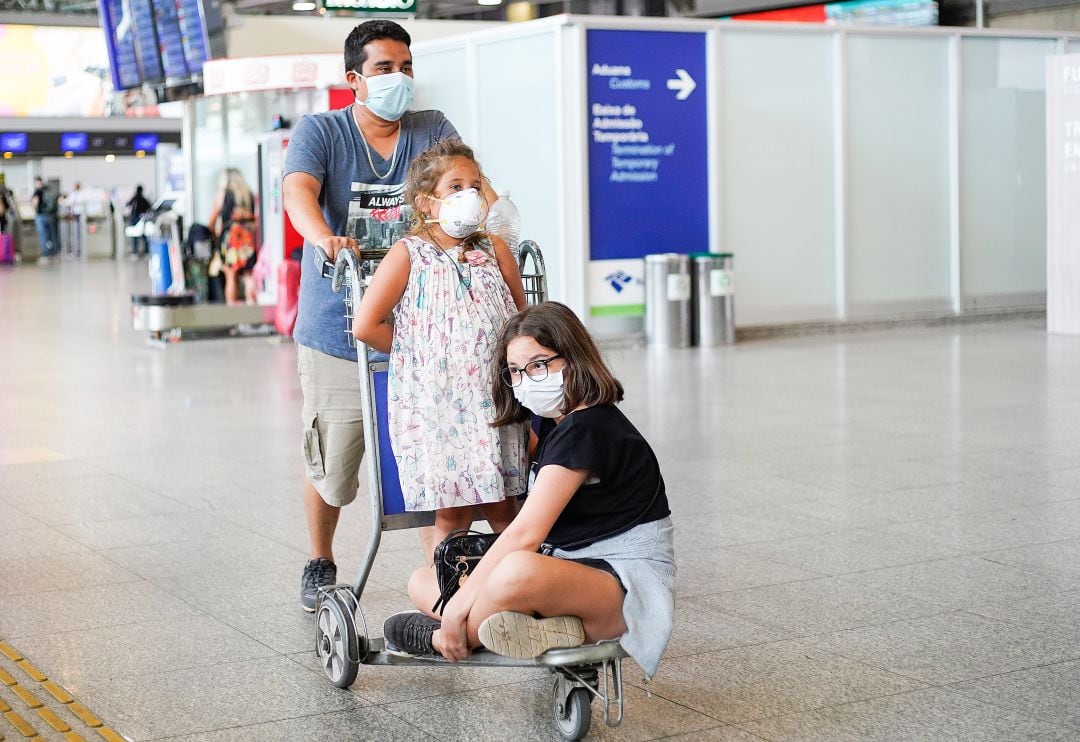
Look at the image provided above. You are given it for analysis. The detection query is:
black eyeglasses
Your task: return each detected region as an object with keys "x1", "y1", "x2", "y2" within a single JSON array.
[{"x1": 500, "y1": 355, "x2": 562, "y2": 387}]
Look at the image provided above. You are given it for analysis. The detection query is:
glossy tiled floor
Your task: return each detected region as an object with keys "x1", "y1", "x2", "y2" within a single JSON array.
[{"x1": 2, "y1": 260, "x2": 1080, "y2": 741}]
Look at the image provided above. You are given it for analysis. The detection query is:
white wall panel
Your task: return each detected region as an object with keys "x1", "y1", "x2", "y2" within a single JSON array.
[
  {"x1": 847, "y1": 34, "x2": 952, "y2": 313},
  {"x1": 721, "y1": 30, "x2": 838, "y2": 324},
  {"x1": 473, "y1": 32, "x2": 562, "y2": 299},
  {"x1": 960, "y1": 36, "x2": 1055, "y2": 306}
]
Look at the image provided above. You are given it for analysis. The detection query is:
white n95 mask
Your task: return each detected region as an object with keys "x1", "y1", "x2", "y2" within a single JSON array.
[
  {"x1": 512, "y1": 369, "x2": 565, "y2": 419},
  {"x1": 428, "y1": 188, "x2": 487, "y2": 239}
]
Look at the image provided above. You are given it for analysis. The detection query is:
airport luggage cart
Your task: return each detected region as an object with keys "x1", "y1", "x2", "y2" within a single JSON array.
[{"x1": 311, "y1": 245, "x2": 627, "y2": 741}]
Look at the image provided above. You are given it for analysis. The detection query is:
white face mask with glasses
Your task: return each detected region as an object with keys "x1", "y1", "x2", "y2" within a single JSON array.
[{"x1": 505, "y1": 356, "x2": 565, "y2": 418}]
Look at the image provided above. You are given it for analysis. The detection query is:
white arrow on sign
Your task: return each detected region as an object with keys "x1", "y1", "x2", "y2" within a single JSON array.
[{"x1": 666, "y1": 69, "x2": 696, "y2": 101}]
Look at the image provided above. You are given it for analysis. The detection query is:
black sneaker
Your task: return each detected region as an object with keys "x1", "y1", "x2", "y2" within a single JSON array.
[
  {"x1": 300, "y1": 558, "x2": 337, "y2": 613},
  {"x1": 383, "y1": 611, "x2": 440, "y2": 656}
]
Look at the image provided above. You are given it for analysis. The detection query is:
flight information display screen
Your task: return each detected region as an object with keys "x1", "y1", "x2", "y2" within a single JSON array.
[
  {"x1": 152, "y1": 0, "x2": 190, "y2": 79},
  {"x1": 98, "y1": 0, "x2": 225, "y2": 92},
  {"x1": 128, "y1": 0, "x2": 165, "y2": 84}
]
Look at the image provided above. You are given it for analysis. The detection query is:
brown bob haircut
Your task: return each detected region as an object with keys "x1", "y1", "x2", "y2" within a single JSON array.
[{"x1": 490, "y1": 302, "x2": 624, "y2": 427}]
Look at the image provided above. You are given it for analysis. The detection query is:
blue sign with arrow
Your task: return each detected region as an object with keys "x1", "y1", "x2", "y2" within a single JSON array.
[{"x1": 586, "y1": 29, "x2": 709, "y2": 264}]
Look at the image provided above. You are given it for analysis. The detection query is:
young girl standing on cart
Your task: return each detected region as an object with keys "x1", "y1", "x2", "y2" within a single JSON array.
[{"x1": 353, "y1": 139, "x2": 527, "y2": 560}]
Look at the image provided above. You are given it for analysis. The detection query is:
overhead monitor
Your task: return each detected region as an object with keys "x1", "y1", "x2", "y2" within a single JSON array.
[
  {"x1": 60, "y1": 132, "x2": 90, "y2": 152},
  {"x1": 1, "y1": 132, "x2": 29, "y2": 153},
  {"x1": 133, "y1": 133, "x2": 160, "y2": 151}
]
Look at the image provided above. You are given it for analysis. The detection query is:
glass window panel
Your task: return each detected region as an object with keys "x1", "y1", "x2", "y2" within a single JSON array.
[
  {"x1": 722, "y1": 30, "x2": 837, "y2": 323},
  {"x1": 961, "y1": 36, "x2": 1056, "y2": 302},
  {"x1": 847, "y1": 34, "x2": 951, "y2": 311}
]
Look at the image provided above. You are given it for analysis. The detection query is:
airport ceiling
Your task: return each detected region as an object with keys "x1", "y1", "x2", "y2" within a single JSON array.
[{"x1": 0, "y1": 0, "x2": 595, "y2": 21}]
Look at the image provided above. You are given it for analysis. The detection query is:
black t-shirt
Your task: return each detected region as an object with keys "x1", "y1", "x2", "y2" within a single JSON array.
[
  {"x1": 33, "y1": 187, "x2": 47, "y2": 215},
  {"x1": 534, "y1": 404, "x2": 670, "y2": 550},
  {"x1": 126, "y1": 194, "x2": 152, "y2": 225}
]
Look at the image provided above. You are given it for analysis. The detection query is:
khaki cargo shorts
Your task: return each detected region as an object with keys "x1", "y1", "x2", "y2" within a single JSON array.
[{"x1": 297, "y1": 344, "x2": 365, "y2": 507}]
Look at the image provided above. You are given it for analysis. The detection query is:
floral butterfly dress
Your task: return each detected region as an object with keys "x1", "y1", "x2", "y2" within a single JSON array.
[{"x1": 388, "y1": 235, "x2": 528, "y2": 511}]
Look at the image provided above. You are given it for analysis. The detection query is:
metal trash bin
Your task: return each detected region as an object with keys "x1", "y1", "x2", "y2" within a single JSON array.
[
  {"x1": 644, "y1": 253, "x2": 691, "y2": 348},
  {"x1": 691, "y1": 252, "x2": 735, "y2": 346}
]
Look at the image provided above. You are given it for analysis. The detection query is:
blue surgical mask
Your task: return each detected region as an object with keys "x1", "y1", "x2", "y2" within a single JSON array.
[{"x1": 358, "y1": 71, "x2": 414, "y2": 122}]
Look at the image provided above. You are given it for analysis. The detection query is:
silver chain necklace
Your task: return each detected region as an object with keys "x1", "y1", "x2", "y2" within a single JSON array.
[{"x1": 352, "y1": 104, "x2": 400, "y2": 180}]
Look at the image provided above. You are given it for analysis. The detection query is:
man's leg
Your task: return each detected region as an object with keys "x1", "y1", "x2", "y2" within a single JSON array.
[
  {"x1": 305, "y1": 477, "x2": 340, "y2": 562},
  {"x1": 297, "y1": 345, "x2": 365, "y2": 612},
  {"x1": 34, "y1": 216, "x2": 48, "y2": 258},
  {"x1": 47, "y1": 217, "x2": 59, "y2": 256}
]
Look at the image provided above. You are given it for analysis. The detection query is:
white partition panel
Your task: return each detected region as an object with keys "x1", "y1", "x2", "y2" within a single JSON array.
[
  {"x1": 413, "y1": 31, "x2": 564, "y2": 301},
  {"x1": 847, "y1": 34, "x2": 952, "y2": 314},
  {"x1": 960, "y1": 36, "x2": 1054, "y2": 307},
  {"x1": 474, "y1": 32, "x2": 562, "y2": 298},
  {"x1": 413, "y1": 47, "x2": 474, "y2": 145},
  {"x1": 721, "y1": 30, "x2": 838, "y2": 324},
  {"x1": 400, "y1": 18, "x2": 1080, "y2": 332}
]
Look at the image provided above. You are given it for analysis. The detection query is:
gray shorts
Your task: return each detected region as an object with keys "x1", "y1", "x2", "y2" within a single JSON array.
[{"x1": 297, "y1": 344, "x2": 365, "y2": 507}]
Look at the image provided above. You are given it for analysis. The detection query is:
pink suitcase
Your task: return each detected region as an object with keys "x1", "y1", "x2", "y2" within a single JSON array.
[{"x1": 0, "y1": 232, "x2": 14, "y2": 264}]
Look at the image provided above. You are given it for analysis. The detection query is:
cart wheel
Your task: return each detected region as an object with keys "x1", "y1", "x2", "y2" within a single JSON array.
[
  {"x1": 315, "y1": 595, "x2": 359, "y2": 688},
  {"x1": 552, "y1": 682, "x2": 592, "y2": 741}
]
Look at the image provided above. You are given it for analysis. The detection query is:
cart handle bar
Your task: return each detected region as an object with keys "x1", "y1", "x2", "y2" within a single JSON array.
[{"x1": 312, "y1": 245, "x2": 360, "y2": 294}]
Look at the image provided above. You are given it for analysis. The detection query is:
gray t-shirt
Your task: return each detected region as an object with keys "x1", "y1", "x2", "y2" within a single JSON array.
[{"x1": 284, "y1": 106, "x2": 459, "y2": 360}]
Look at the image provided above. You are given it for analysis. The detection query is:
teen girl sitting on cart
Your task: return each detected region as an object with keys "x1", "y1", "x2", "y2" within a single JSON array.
[{"x1": 386, "y1": 302, "x2": 676, "y2": 681}]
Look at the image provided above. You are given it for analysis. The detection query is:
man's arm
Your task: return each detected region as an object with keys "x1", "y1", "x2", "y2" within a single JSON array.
[{"x1": 282, "y1": 172, "x2": 357, "y2": 260}]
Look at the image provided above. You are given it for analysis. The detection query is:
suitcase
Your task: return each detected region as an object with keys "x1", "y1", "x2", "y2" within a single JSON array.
[
  {"x1": 0, "y1": 232, "x2": 14, "y2": 264},
  {"x1": 274, "y1": 259, "x2": 301, "y2": 337}
]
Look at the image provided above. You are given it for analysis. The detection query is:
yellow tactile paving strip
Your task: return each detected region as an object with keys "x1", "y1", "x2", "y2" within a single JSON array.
[{"x1": 0, "y1": 640, "x2": 126, "y2": 741}]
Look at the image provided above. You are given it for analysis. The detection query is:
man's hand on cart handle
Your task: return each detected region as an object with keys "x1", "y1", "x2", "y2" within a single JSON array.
[
  {"x1": 312, "y1": 236, "x2": 359, "y2": 279},
  {"x1": 314, "y1": 235, "x2": 359, "y2": 261}
]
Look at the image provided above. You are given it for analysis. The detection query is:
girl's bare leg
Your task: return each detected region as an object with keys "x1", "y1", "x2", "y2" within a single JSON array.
[
  {"x1": 478, "y1": 498, "x2": 518, "y2": 534},
  {"x1": 408, "y1": 505, "x2": 476, "y2": 616},
  {"x1": 455, "y1": 551, "x2": 626, "y2": 648}
]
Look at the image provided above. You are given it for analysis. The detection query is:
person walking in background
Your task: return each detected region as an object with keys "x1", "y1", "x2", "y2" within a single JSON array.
[
  {"x1": 31, "y1": 177, "x2": 59, "y2": 264},
  {"x1": 208, "y1": 168, "x2": 258, "y2": 304},
  {"x1": 125, "y1": 184, "x2": 153, "y2": 258}
]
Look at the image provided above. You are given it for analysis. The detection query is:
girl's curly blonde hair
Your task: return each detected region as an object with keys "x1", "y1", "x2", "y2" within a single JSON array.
[{"x1": 406, "y1": 139, "x2": 492, "y2": 261}]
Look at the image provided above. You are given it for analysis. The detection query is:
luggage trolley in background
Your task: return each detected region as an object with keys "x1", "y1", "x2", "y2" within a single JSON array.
[{"x1": 311, "y1": 244, "x2": 628, "y2": 742}]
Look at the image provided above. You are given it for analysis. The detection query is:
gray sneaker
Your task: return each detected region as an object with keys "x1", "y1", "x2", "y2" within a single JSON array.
[
  {"x1": 383, "y1": 611, "x2": 440, "y2": 656},
  {"x1": 300, "y1": 558, "x2": 337, "y2": 612}
]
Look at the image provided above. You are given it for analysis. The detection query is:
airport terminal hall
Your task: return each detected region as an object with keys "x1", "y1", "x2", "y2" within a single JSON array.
[{"x1": 4, "y1": 0, "x2": 1080, "y2": 739}]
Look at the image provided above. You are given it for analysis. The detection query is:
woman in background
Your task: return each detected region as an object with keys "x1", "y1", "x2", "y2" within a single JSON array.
[{"x1": 208, "y1": 168, "x2": 258, "y2": 304}]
